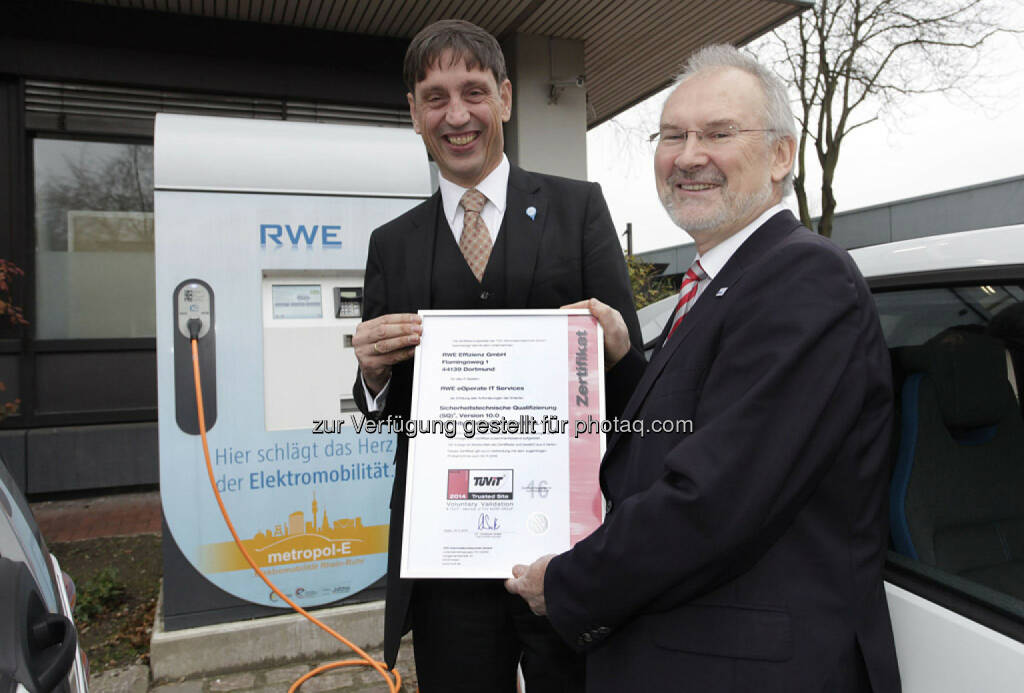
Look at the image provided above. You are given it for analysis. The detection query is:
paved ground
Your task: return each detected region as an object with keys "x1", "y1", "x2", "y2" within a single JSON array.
[
  {"x1": 149, "y1": 646, "x2": 418, "y2": 693},
  {"x1": 31, "y1": 489, "x2": 162, "y2": 542},
  {"x1": 92, "y1": 646, "x2": 419, "y2": 692},
  {"x1": 30, "y1": 491, "x2": 421, "y2": 692}
]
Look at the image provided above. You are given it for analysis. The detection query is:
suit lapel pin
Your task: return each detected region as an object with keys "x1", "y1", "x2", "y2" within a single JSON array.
[
  {"x1": 526, "y1": 206, "x2": 537, "y2": 220},
  {"x1": 716, "y1": 287, "x2": 728, "y2": 297}
]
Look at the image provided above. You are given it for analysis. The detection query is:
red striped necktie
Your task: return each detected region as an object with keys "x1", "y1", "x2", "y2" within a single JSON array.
[{"x1": 665, "y1": 260, "x2": 708, "y2": 342}]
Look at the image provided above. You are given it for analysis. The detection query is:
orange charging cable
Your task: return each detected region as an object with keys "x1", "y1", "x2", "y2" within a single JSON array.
[{"x1": 190, "y1": 338, "x2": 403, "y2": 693}]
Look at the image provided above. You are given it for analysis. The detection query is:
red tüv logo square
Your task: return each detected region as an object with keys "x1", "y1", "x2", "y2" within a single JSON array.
[{"x1": 447, "y1": 469, "x2": 469, "y2": 499}]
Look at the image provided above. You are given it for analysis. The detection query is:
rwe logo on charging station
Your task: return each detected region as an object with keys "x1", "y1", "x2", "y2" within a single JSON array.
[{"x1": 260, "y1": 223, "x2": 343, "y2": 248}]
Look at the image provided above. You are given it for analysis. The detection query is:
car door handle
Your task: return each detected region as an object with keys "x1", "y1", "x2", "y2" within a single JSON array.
[
  {"x1": 0, "y1": 557, "x2": 79, "y2": 693},
  {"x1": 27, "y1": 611, "x2": 78, "y2": 692}
]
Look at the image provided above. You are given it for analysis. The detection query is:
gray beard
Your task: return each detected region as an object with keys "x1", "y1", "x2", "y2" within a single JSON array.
[{"x1": 661, "y1": 175, "x2": 773, "y2": 234}]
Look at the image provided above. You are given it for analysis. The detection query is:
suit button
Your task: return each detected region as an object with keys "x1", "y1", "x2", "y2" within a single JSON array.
[
  {"x1": 480, "y1": 291, "x2": 490, "y2": 300},
  {"x1": 596, "y1": 626, "x2": 611, "y2": 635},
  {"x1": 581, "y1": 632, "x2": 593, "y2": 643}
]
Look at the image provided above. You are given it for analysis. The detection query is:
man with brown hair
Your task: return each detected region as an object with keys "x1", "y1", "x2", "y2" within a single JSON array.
[{"x1": 351, "y1": 19, "x2": 641, "y2": 692}]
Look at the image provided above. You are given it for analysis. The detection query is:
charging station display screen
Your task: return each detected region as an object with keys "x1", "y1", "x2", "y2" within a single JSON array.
[{"x1": 272, "y1": 285, "x2": 323, "y2": 320}]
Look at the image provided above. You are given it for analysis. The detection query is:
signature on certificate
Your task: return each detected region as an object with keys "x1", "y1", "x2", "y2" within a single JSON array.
[{"x1": 477, "y1": 513, "x2": 501, "y2": 531}]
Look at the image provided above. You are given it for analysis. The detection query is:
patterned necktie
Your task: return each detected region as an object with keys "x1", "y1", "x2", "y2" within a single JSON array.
[
  {"x1": 459, "y1": 188, "x2": 492, "y2": 282},
  {"x1": 665, "y1": 260, "x2": 708, "y2": 342}
]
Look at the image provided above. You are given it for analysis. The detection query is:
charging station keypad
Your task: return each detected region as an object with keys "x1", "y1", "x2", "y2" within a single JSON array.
[{"x1": 334, "y1": 287, "x2": 363, "y2": 318}]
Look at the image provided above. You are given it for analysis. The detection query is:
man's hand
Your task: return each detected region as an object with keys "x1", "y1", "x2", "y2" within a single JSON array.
[
  {"x1": 353, "y1": 313, "x2": 422, "y2": 395},
  {"x1": 562, "y1": 298, "x2": 631, "y2": 370},
  {"x1": 505, "y1": 554, "x2": 554, "y2": 616}
]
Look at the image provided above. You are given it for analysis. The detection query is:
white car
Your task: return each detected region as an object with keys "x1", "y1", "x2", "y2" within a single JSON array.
[
  {"x1": 0, "y1": 460, "x2": 88, "y2": 693},
  {"x1": 636, "y1": 225, "x2": 1024, "y2": 692}
]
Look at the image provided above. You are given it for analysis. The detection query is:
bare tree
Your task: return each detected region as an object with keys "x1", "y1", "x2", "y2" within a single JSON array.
[
  {"x1": 755, "y1": 0, "x2": 1014, "y2": 237},
  {"x1": 37, "y1": 144, "x2": 153, "y2": 250},
  {"x1": 593, "y1": 95, "x2": 665, "y2": 177}
]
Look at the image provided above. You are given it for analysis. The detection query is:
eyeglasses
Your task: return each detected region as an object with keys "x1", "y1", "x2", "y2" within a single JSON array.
[{"x1": 648, "y1": 125, "x2": 775, "y2": 147}]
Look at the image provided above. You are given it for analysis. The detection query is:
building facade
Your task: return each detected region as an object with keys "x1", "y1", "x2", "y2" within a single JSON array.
[{"x1": 0, "y1": 0, "x2": 805, "y2": 494}]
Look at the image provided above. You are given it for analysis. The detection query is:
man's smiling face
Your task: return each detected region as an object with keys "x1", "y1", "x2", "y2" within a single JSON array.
[
  {"x1": 655, "y1": 67, "x2": 792, "y2": 252},
  {"x1": 408, "y1": 50, "x2": 512, "y2": 187}
]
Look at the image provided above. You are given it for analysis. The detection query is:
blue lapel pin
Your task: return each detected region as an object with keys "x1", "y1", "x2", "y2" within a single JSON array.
[
  {"x1": 716, "y1": 287, "x2": 728, "y2": 297},
  {"x1": 526, "y1": 206, "x2": 537, "y2": 220}
]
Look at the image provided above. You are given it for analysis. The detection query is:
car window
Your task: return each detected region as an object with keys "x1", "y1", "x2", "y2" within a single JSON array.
[
  {"x1": 0, "y1": 462, "x2": 59, "y2": 611},
  {"x1": 874, "y1": 284, "x2": 1024, "y2": 622}
]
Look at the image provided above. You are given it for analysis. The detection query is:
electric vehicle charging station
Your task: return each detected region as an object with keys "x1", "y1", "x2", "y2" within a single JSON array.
[{"x1": 154, "y1": 114, "x2": 431, "y2": 630}]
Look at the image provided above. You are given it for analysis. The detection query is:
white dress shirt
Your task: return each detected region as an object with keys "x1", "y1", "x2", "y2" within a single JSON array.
[
  {"x1": 690, "y1": 202, "x2": 788, "y2": 303},
  {"x1": 663, "y1": 203, "x2": 788, "y2": 345},
  {"x1": 362, "y1": 156, "x2": 512, "y2": 411},
  {"x1": 438, "y1": 154, "x2": 509, "y2": 245}
]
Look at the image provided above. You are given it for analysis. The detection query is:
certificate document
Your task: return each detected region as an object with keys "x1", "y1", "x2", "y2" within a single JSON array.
[{"x1": 400, "y1": 309, "x2": 605, "y2": 578}]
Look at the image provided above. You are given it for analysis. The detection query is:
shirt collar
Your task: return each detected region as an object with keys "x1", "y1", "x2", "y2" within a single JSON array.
[
  {"x1": 696, "y1": 202, "x2": 788, "y2": 280},
  {"x1": 439, "y1": 154, "x2": 510, "y2": 226}
]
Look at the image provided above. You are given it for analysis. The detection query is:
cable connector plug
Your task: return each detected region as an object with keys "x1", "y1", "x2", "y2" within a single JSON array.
[{"x1": 187, "y1": 318, "x2": 203, "y2": 340}]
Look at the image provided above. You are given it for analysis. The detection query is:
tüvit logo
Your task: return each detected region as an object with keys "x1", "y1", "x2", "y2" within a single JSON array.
[{"x1": 447, "y1": 469, "x2": 514, "y2": 500}]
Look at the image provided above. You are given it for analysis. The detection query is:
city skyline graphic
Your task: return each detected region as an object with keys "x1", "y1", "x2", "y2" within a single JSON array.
[{"x1": 198, "y1": 492, "x2": 388, "y2": 573}]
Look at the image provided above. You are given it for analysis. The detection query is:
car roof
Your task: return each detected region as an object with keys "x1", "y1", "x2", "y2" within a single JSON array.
[
  {"x1": 638, "y1": 224, "x2": 1024, "y2": 345},
  {"x1": 850, "y1": 224, "x2": 1024, "y2": 279}
]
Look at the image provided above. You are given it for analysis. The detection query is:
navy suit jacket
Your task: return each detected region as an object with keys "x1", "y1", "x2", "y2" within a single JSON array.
[
  {"x1": 353, "y1": 165, "x2": 642, "y2": 668},
  {"x1": 545, "y1": 210, "x2": 902, "y2": 692}
]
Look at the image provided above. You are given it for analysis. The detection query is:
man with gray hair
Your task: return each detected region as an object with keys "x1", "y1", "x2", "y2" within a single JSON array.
[{"x1": 507, "y1": 44, "x2": 901, "y2": 692}]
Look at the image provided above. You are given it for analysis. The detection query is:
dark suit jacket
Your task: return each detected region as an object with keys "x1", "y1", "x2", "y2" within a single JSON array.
[
  {"x1": 545, "y1": 211, "x2": 902, "y2": 692},
  {"x1": 353, "y1": 165, "x2": 642, "y2": 668}
]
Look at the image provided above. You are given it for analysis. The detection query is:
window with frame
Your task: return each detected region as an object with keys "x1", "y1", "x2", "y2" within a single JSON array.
[
  {"x1": 33, "y1": 138, "x2": 155, "y2": 339},
  {"x1": 874, "y1": 283, "x2": 1024, "y2": 621}
]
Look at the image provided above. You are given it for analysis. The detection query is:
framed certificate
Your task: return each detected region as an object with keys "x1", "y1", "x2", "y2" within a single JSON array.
[{"x1": 400, "y1": 309, "x2": 605, "y2": 578}]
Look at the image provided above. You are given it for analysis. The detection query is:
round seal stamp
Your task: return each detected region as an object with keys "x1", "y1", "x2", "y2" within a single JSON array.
[{"x1": 528, "y1": 512, "x2": 549, "y2": 535}]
